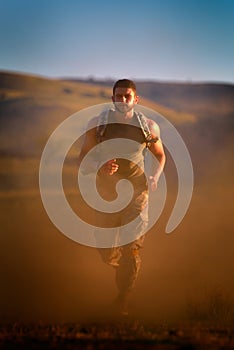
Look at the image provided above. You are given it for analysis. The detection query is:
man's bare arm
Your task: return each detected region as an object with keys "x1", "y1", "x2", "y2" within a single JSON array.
[
  {"x1": 77, "y1": 117, "x2": 99, "y2": 173},
  {"x1": 147, "y1": 119, "x2": 166, "y2": 191}
]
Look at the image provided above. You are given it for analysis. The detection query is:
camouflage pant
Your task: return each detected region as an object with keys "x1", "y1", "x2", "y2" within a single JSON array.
[
  {"x1": 97, "y1": 234, "x2": 145, "y2": 298},
  {"x1": 96, "y1": 203, "x2": 148, "y2": 299},
  {"x1": 95, "y1": 186, "x2": 148, "y2": 299}
]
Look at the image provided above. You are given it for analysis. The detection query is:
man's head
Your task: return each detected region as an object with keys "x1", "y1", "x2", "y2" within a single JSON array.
[
  {"x1": 112, "y1": 79, "x2": 137, "y2": 96},
  {"x1": 112, "y1": 79, "x2": 139, "y2": 114}
]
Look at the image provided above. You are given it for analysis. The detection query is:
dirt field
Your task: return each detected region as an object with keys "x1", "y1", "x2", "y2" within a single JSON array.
[{"x1": 1, "y1": 321, "x2": 234, "y2": 349}]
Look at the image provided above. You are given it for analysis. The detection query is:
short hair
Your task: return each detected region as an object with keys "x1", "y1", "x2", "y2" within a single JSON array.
[{"x1": 113, "y1": 79, "x2": 137, "y2": 96}]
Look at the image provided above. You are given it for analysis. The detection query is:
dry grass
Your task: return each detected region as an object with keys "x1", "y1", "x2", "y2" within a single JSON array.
[{"x1": 0, "y1": 320, "x2": 234, "y2": 349}]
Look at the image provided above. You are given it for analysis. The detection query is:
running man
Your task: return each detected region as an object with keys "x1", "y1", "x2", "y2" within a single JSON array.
[{"x1": 78, "y1": 79, "x2": 166, "y2": 315}]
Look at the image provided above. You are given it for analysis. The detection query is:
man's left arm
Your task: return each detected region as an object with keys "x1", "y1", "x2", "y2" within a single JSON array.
[{"x1": 147, "y1": 120, "x2": 166, "y2": 191}]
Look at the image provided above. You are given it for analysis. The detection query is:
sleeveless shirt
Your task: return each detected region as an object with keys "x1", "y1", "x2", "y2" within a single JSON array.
[{"x1": 97, "y1": 111, "x2": 148, "y2": 201}]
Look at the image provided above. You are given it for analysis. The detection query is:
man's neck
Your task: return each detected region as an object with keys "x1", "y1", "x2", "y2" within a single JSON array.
[{"x1": 114, "y1": 109, "x2": 134, "y2": 123}]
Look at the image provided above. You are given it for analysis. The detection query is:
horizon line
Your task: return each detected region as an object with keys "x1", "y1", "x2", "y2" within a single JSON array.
[{"x1": 0, "y1": 69, "x2": 234, "y2": 86}]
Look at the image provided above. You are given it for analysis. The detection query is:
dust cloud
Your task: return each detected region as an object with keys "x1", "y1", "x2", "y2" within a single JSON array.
[
  {"x1": 0, "y1": 73, "x2": 233, "y2": 327},
  {"x1": 0, "y1": 137, "x2": 233, "y2": 325}
]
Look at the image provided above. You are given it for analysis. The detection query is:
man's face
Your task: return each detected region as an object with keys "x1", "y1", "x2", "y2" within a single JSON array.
[{"x1": 112, "y1": 87, "x2": 138, "y2": 114}]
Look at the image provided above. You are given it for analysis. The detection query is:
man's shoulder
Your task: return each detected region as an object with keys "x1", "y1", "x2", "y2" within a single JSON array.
[
  {"x1": 142, "y1": 114, "x2": 159, "y2": 129},
  {"x1": 147, "y1": 118, "x2": 160, "y2": 138},
  {"x1": 136, "y1": 111, "x2": 160, "y2": 139},
  {"x1": 87, "y1": 116, "x2": 98, "y2": 128},
  {"x1": 135, "y1": 111, "x2": 159, "y2": 129},
  {"x1": 84, "y1": 115, "x2": 101, "y2": 134},
  {"x1": 146, "y1": 117, "x2": 158, "y2": 128}
]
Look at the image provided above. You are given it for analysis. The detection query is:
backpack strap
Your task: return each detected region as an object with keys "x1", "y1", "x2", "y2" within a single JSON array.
[
  {"x1": 135, "y1": 112, "x2": 158, "y2": 148},
  {"x1": 96, "y1": 109, "x2": 158, "y2": 148}
]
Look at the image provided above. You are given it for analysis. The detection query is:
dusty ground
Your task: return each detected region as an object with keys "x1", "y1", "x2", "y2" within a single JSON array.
[{"x1": 0, "y1": 320, "x2": 234, "y2": 349}]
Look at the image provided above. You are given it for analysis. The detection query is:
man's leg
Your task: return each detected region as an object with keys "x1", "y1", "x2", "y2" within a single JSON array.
[
  {"x1": 95, "y1": 190, "x2": 148, "y2": 315},
  {"x1": 97, "y1": 246, "x2": 122, "y2": 268},
  {"x1": 96, "y1": 237, "x2": 144, "y2": 316},
  {"x1": 114, "y1": 235, "x2": 145, "y2": 315},
  {"x1": 94, "y1": 210, "x2": 121, "y2": 267},
  {"x1": 114, "y1": 192, "x2": 148, "y2": 315}
]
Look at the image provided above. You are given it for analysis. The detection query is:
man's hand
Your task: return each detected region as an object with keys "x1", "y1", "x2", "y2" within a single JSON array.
[
  {"x1": 100, "y1": 159, "x2": 119, "y2": 175},
  {"x1": 149, "y1": 176, "x2": 158, "y2": 191}
]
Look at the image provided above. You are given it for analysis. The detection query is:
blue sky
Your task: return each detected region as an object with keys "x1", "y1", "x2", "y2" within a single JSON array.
[{"x1": 0, "y1": 0, "x2": 234, "y2": 83}]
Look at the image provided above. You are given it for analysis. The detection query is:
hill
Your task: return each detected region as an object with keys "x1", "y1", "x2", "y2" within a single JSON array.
[{"x1": 0, "y1": 71, "x2": 111, "y2": 157}]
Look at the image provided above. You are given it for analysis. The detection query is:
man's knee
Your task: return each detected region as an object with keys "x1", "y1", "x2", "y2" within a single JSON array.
[
  {"x1": 121, "y1": 247, "x2": 141, "y2": 271},
  {"x1": 97, "y1": 247, "x2": 121, "y2": 267}
]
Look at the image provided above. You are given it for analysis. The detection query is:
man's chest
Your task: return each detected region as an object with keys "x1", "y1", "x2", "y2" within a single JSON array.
[{"x1": 103, "y1": 123, "x2": 145, "y2": 144}]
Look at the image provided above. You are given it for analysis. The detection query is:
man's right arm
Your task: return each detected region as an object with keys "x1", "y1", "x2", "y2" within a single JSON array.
[{"x1": 77, "y1": 117, "x2": 99, "y2": 174}]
